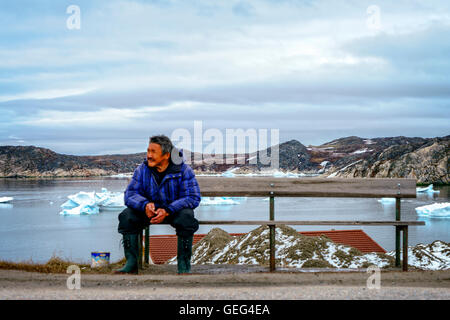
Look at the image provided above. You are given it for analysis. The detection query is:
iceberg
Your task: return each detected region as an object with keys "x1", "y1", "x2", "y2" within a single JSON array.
[
  {"x1": 68, "y1": 191, "x2": 97, "y2": 207},
  {"x1": 229, "y1": 197, "x2": 247, "y2": 201},
  {"x1": 200, "y1": 197, "x2": 241, "y2": 206},
  {"x1": 59, "y1": 188, "x2": 125, "y2": 215},
  {"x1": 378, "y1": 198, "x2": 396, "y2": 204},
  {"x1": 272, "y1": 170, "x2": 286, "y2": 177},
  {"x1": 272, "y1": 170, "x2": 302, "y2": 178},
  {"x1": 416, "y1": 184, "x2": 440, "y2": 194},
  {"x1": 96, "y1": 188, "x2": 126, "y2": 210},
  {"x1": 215, "y1": 168, "x2": 308, "y2": 178},
  {"x1": 61, "y1": 204, "x2": 99, "y2": 215},
  {"x1": 221, "y1": 167, "x2": 238, "y2": 177},
  {"x1": 60, "y1": 198, "x2": 80, "y2": 209},
  {"x1": 0, "y1": 196, "x2": 13, "y2": 203},
  {"x1": 109, "y1": 173, "x2": 133, "y2": 178},
  {"x1": 415, "y1": 202, "x2": 450, "y2": 218},
  {"x1": 221, "y1": 171, "x2": 236, "y2": 177}
]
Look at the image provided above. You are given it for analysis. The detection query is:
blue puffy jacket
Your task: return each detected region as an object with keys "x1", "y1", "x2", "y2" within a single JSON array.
[{"x1": 124, "y1": 150, "x2": 201, "y2": 214}]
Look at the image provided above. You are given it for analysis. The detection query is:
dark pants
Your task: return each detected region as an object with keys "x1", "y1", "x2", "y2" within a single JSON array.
[{"x1": 118, "y1": 207, "x2": 199, "y2": 237}]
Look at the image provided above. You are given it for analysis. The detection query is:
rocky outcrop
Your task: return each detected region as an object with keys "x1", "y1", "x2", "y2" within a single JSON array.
[
  {"x1": 0, "y1": 146, "x2": 144, "y2": 178},
  {"x1": 321, "y1": 136, "x2": 449, "y2": 184},
  {"x1": 252, "y1": 139, "x2": 310, "y2": 171}
]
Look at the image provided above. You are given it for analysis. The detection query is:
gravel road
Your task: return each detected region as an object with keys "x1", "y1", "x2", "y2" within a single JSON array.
[{"x1": 1, "y1": 267, "x2": 449, "y2": 300}]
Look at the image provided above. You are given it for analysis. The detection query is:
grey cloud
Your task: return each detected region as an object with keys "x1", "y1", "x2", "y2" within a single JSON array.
[
  {"x1": 3, "y1": 74, "x2": 450, "y2": 118},
  {"x1": 70, "y1": 77, "x2": 450, "y2": 107},
  {"x1": 344, "y1": 24, "x2": 450, "y2": 74}
]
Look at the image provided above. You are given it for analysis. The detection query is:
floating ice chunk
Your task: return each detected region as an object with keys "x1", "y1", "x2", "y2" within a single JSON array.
[
  {"x1": 60, "y1": 199, "x2": 79, "y2": 209},
  {"x1": 378, "y1": 198, "x2": 396, "y2": 204},
  {"x1": 60, "y1": 188, "x2": 124, "y2": 215},
  {"x1": 94, "y1": 188, "x2": 125, "y2": 210},
  {"x1": 200, "y1": 197, "x2": 240, "y2": 206},
  {"x1": 60, "y1": 191, "x2": 97, "y2": 215},
  {"x1": 416, "y1": 184, "x2": 440, "y2": 194},
  {"x1": 415, "y1": 202, "x2": 450, "y2": 218},
  {"x1": 272, "y1": 170, "x2": 301, "y2": 178},
  {"x1": 60, "y1": 204, "x2": 99, "y2": 215},
  {"x1": 109, "y1": 173, "x2": 132, "y2": 178},
  {"x1": 0, "y1": 197, "x2": 13, "y2": 203},
  {"x1": 221, "y1": 171, "x2": 235, "y2": 177},
  {"x1": 98, "y1": 193, "x2": 125, "y2": 210},
  {"x1": 230, "y1": 197, "x2": 247, "y2": 201},
  {"x1": 67, "y1": 191, "x2": 96, "y2": 207},
  {"x1": 272, "y1": 170, "x2": 286, "y2": 177},
  {"x1": 221, "y1": 167, "x2": 238, "y2": 177}
]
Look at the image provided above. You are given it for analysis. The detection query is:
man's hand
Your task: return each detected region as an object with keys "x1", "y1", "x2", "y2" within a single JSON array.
[
  {"x1": 145, "y1": 202, "x2": 156, "y2": 219},
  {"x1": 150, "y1": 208, "x2": 169, "y2": 224}
]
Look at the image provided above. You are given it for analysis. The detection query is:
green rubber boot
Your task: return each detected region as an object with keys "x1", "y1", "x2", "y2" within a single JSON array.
[
  {"x1": 114, "y1": 234, "x2": 139, "y2": 274},
  {"x1": 177, "y1": 235, "x2": 193, "y2": 274}
]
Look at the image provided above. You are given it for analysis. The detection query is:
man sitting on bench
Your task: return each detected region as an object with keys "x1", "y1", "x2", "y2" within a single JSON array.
[{"x1": 115, "y1": 135, "x2": 201, "y2": 274}]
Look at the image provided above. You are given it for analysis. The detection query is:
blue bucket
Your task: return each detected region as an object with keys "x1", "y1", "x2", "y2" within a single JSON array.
[{"x1": 91, "y1": 252, "x2": 110, "y2": 268}]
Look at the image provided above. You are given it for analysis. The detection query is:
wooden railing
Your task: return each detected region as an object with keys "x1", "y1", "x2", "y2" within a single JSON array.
[{"x1": 141, "y1": 177, "x2": 423, "y2": 272}]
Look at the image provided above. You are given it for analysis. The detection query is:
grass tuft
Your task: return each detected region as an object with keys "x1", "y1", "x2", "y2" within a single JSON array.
[{"x1": 0, "y1": 255, "x2": 127, "y2": 274}]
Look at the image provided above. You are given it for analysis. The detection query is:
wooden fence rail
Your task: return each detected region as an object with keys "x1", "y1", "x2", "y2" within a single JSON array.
[{"x1": 141, "y1": 177, "x2": 422, "y2": 272}]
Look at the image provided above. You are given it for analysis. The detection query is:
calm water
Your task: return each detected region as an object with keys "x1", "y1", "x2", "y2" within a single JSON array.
[{"x1": 0, "y1": 178, "x2": 448, "y2": 264}]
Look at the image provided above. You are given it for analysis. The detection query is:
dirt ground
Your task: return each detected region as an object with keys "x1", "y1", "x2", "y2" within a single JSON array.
[{"x1": 0, "y1": 265, "x2": 449, "y2": 300}]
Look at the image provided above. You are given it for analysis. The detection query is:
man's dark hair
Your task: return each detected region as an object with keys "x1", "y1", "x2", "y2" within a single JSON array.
[{"x1": 149, "y1": 135, "x2": 174, "y2": 155}]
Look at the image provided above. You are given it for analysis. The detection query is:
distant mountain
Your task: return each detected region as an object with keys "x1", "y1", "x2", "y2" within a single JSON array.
[
  {"x1": 0, "y1": 146, "x2": 144, "y2": 178},
  {"x1": 0, "y1": 135, "x2": 448, "y2": 184}
]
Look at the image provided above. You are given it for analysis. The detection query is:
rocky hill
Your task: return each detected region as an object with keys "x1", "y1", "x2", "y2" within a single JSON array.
[
  {"x1": 0, "y1": 135, "x2": 448, "y2": 183},
  {"x1": 317, "y1": 135, "x2": 449, "y2": 184},
  {"x1": 0, "y1": 146, "x2": 144, "y2": 178}
]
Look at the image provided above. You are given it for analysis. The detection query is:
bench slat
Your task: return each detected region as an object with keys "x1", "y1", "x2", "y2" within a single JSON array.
[
  {"x1": 197, "y1": 220, "x2": 425, "y2": 226},
  {"x1": 197, "y1": 177, "x2": 417, "y2": 198}
]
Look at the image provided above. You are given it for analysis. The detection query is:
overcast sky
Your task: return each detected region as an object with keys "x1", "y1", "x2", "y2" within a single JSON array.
[{"x1": 0, "y1": 0, "x2": 449, "y2": 155}]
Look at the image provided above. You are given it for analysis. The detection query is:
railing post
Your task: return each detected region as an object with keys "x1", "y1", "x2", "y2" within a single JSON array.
[
  {"x1": 395, "y1": 188, "x2": 401, "y2": 268},
  {"x1": 138, "y1": 232, "x2": 143, "y2": 270},
  {"x1": 269, "y1": 185, "x2": 275, "y2": 272},
  {"x1": 145, "y1": 226, "x2": 150, "y2": 265},
  {"x1": 402, "y1": 226, "x2": 408, "y2": 272}
]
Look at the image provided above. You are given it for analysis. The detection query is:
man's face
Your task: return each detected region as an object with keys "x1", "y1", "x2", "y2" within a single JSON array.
[{"x1": 147, "y1": 143, "x2": 170, "y2": 167}]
